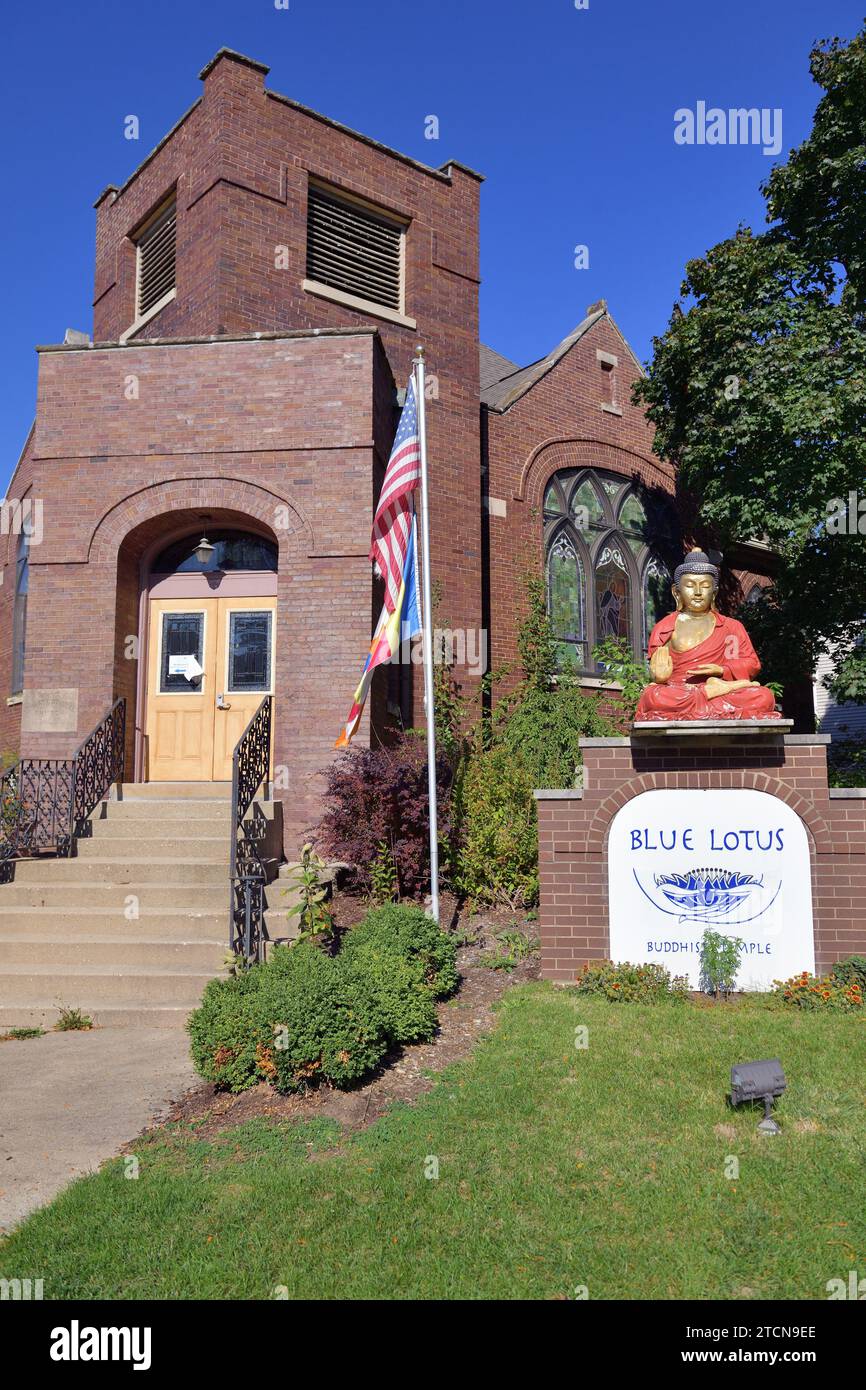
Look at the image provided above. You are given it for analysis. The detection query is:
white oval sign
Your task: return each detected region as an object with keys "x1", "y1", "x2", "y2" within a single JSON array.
[{"x1": 608, "y1": 788, "x2": 815, "y2": 991}]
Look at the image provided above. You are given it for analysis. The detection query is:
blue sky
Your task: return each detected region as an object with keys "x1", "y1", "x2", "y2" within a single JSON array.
[{"x1": 2, "y1": 0, "x2": 862, "y2": 491}]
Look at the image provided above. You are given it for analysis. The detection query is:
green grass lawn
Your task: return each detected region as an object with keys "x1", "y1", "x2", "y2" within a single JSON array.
[{"x1": 2, "y1": 984, "x2": 865, "y2": 1300}]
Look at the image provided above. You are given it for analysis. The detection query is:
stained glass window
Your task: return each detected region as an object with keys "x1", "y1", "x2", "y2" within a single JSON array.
[
  {"x1": 544, "y1": 470, "x2": 680, "y2": 671},
  {"x1": 595, "y1": 546, "x2": 631, "y2": 643},
  {"x1": 11, "y1": 531, "x2": 28, "y2": 695},
  {"x1": 643, "y1": 556, "x2": 671, "y2": 651},
  {"x1": 547, "y1": 534, "x2": 585, "y2": 665},
  {"x1": 622, "y1": 496, "x2": 648, "y2": 558},
  {"x1": 543, "y1": 483, "x2": 563, "y2": 516},
  {"x1": 570, "y1": 479, "x2": 603, "y2": 533}
]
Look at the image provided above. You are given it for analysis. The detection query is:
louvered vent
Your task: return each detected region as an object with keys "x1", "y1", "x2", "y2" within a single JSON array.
[
  {"x1": 136, "y1": 202, "x2": 176, "y2": 318},
  {"x1": 306, "y1": 185, "x2": 403, "y2": 311}
]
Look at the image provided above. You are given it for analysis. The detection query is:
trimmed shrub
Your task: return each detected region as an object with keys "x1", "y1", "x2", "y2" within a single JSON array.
[
  {"x1": 187, "y1": 965, "x2": 269, "y2": 1092},
  {"x1": 341, "y1": 903, "x2": 458, "y2": 998},
  {"x1": 187, "y1": 908, "x2": 457, "y2": 1094},
  {"x1": 339, "y1": 948, "x2": 438, "y2": 1044},
  {"x1": 267, "y1": 950, "x2": 389, "y2": 1092},
  {"x1": 316, "y1": 734, "x2": 453, "y2": 898},
  {"x1": 574, "y1": 960, "x2": 689, "y2": 1004}
]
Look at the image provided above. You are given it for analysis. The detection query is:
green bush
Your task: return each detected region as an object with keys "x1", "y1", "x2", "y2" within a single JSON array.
[
  {"x1": 493, "y1": 683, "x2": 615, "y2": 789},
  {"x1": 827, "y1": 740, "x2": 866, "y2": 788},
  {"x1": 574, "y1": 960, "x2": 689, "y2": 1004},
  {"x1": 339, "y1": 948, "x2": 437, "y2": 1044},
  {"x1": 267, "y1": 949, "x2": 389, "y2": 1092},
  {"x1": 187, "y1": 966, "x2": 268, "y2": 1092},
  {"x1": 452, "y1": 746, "x2": 539, "y2": 907},
  {"x1": 341, "y1": 902, "x2": 458, "y2": 997},
  {"x1": 831, "y1": 955, "x2": 866, "y2": 990},
  {"x1": 187, "y1": 907, "x2": 458, "y2": 1094}
]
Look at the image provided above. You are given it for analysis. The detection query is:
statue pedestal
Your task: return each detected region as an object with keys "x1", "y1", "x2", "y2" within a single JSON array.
[
  {"x1": 535, "y1": 730, "x2": 866, "y2": 987},
  {"x1": 632, "y1": 719, "x2": 794, "y2": 737}
]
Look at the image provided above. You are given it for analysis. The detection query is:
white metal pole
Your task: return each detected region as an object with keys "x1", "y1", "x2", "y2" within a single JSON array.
[{"x1": 413, "y1": 348, "x2": 440, "y2": 924}]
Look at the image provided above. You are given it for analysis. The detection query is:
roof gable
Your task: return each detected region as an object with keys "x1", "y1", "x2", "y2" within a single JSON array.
[{"x1": 480, "y1": 303, "x2": 644, "y2": 412}]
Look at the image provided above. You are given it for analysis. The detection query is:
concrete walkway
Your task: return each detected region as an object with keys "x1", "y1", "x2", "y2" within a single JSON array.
[{"x1": 0, "y1": 1026, "x2": 197, "y2": 1233}]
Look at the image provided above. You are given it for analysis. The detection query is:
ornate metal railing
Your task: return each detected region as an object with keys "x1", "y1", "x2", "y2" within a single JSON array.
[
  {"x1": 0, "y1": 698, "x2": 126, "y2": 880},
  {"x1": 71, "y1": 698, "x2": 127, "y2": 839},
  {"x1": 229, "y1": 695, "x2": 273, "y2": 964}
]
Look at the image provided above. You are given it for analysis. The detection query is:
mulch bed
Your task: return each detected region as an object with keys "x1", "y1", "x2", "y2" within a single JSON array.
[{"x1": 156, "y1": 907, "x2": 539, "y2": 1144}]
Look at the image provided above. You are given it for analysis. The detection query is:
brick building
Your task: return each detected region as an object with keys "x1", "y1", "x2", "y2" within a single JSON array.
[{"x1": 0, "y1": 48, "x2": 781, "y2": 851}]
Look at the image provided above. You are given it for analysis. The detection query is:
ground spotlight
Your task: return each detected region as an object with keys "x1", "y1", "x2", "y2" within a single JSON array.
[{"x1": 730, "y1": 1059, "x2": 787, "y2": 1135}]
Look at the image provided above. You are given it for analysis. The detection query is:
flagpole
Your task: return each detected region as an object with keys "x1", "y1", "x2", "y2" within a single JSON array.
[{"x1": 413, "y1": 347, "x2": 440, "y2": 925}]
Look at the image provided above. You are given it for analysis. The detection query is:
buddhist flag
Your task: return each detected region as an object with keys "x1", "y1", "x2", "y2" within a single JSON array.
[{"x1": 336, "y1": 517, "x2": 421, "y2": 748}]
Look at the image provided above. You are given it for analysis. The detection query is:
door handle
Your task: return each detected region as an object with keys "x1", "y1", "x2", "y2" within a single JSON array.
[{"x1": 216, "y1": 693, "x2": 232, "y2": 710}]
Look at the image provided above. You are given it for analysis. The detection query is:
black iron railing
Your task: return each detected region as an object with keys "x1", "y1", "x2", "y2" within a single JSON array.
[
  {"x1": 71, "y1": 698, "x2": 127, "y2": 839},
  {"x1": 229, "y1": 695, "x2": 273, "y2": 964},
  {"x1": 0, "y1": 698, "x2": 126, "y2": 880}
]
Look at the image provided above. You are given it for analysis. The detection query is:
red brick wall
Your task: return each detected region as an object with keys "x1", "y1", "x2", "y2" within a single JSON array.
[
  {"x1": 18, "y1": 328, "x2": 390, "y2": 847},
  {"x1": 0, "y1": 430, "x2": 37, "y2": 757},
  {"x1": 537, "y1": 735, "x2": 866, "y2": 982},
  {"x1": 484, "y1": 314, "x2": 677, "y2": 699},
  {"x1": 482, "y1": 311, "x2": 779, "y2": 708},
  {"x1": 92, "y1": 51, "x2": 482, "y2": 720}
]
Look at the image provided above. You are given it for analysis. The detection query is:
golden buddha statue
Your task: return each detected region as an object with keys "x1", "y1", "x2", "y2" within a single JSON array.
[{"x1": 635, "y1": 549, "x2": 779, "y2": 722}]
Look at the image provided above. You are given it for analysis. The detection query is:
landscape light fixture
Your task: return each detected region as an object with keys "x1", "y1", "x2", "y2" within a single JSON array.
[
  {"x1": 193, "y1": 535, "x2": 215, "y2": 566},
  {"x1": 730, "y1": 1059, "x2": 787, "y2": 1135}
]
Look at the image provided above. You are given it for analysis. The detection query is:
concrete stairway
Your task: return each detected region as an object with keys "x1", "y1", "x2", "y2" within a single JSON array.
[{"x1": 0, "y1": 785, "x2": 276, "y2": 1030}]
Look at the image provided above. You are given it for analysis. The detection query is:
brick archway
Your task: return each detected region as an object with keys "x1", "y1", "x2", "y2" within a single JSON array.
[
  {"x1": 589, "y1": 770, "x2": 833, "y2": 856},
  {"x1": 517, "y1": 437, "x2": 673, "y2": 506},
  {"x1": 88, "y1": 476, "x2": 312, "y2": 565},
  {"x1": 89, "y1": 479, "x2": 313, "y2": 784}
]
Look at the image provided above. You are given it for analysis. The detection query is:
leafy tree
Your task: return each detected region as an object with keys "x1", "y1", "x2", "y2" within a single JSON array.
[{"x1": 634, "y1": 23, "x2": 866, "y2": 709}]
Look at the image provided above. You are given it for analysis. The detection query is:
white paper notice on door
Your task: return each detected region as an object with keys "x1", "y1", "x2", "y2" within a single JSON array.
[{"x1": 168, "y1": 655, "x2": 204, "y2": 680}]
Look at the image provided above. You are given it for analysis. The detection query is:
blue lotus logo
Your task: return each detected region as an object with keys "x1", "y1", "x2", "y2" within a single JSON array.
[{"x1": 634, "y1": 866, "x2": 781, "y2": 925}]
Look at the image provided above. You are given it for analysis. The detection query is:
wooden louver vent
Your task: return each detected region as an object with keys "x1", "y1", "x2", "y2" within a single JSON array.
[
  {"x1": 306, "y1": 186, "x2": 403, "y2": 311},
  {"x1": 137, "y1": 203, "x2": 176, "y2": 318}
]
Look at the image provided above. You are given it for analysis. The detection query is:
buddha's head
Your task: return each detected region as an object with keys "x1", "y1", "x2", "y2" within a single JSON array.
[{"x1": 672, "y1": 548, "x2": 719, "y2": 615}]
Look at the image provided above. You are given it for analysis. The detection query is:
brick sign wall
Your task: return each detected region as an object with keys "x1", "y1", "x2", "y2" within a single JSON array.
[{"x1": 536, "y1": 733, "x2": 866, "y2": 983}]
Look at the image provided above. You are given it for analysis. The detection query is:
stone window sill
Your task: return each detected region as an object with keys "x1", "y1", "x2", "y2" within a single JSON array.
[
  {"x1": 120, "y1": 288, "x2": 178, "y2": 345},
  {"x1": 7, "y1": 693, "x2": 23, "y2": 706},
  {"x1": 302, "y1": 278, "x2": 417, "y2": 330}
]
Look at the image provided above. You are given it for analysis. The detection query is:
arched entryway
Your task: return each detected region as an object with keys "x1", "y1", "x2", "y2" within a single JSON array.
[{"x1": 136, "y1": 522, "x2": 277, "y2": 783}]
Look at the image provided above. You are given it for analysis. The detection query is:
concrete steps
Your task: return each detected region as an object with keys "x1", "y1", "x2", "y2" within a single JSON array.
[{"x1": 0, "y1": 783, "x2": 278, "y2": 1029}]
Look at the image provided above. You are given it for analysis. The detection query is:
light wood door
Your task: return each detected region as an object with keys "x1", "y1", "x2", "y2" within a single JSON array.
[
  {"x1": 146, "y1": 599, "x2": 218, "y2": 781},
  {"x1": 146, "y1": 597, "x2": 276, "y2": 782},
  {"x1": 212, "y1": 598, "x2": 276, "y2": 781}
]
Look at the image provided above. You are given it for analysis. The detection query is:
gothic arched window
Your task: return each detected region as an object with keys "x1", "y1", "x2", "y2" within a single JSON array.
[
  {"x1": 11, "y1": 530, "x2": 29, "y2": 695},
  {"x1": 543, "y1": 469, "x2": 678, "y2": 672}
]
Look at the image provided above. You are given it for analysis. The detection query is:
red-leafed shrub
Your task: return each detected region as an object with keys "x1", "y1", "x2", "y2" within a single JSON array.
[{"x1": 316, "y1": 734, "x2": 453, "y2": 898}]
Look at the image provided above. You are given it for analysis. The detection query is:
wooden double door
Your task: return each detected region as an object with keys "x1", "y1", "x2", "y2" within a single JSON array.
[{"x1": 145, "y1": 596, "x2": 276, "y2": 781}]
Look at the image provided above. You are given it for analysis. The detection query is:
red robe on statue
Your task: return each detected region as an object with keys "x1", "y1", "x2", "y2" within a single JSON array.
[{"x1": 635, "y1": 611, "x2": 779, "y2": 721}]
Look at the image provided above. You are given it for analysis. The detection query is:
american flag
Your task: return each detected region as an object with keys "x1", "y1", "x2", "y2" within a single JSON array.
[{"x1": 370, "y1": 373, "x2": 422, "y2": 612}]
